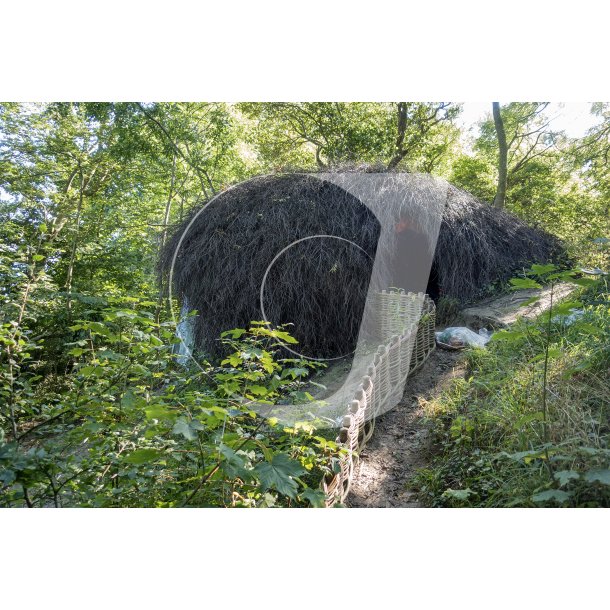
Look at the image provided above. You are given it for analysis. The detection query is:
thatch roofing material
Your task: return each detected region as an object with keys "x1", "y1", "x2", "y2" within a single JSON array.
[{"x1": 160, "y1": 172, "x2": 563, "y2": 359}]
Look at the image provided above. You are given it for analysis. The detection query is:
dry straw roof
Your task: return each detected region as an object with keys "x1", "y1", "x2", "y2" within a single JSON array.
[{"x1": 160, "y1": 171, "x2": 563, "y2": 359}]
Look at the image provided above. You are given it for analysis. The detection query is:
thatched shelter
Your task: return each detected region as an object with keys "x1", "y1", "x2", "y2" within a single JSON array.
[{"x1": 160, "y1": 171, "x2": 563, "y2": 359}]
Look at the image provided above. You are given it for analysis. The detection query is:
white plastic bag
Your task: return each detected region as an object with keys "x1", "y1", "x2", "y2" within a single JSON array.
[{"x1": 435, "y1": 327, "x2": 492, "y2": 349}]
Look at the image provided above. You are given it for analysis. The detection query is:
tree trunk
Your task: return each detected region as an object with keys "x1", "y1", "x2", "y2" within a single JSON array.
[
  {"x1": 387, "y1": 102, "x2": 408, "y2": 169},
  {"x1": 155, "y1": 153, "x2": 177, "y2": 324},
  {"x1": 493, "y1": 102, "x2": 508, "y2": 208},
  {"x1": 65, "y1": 166, "x2": 85, "y2": 320}
]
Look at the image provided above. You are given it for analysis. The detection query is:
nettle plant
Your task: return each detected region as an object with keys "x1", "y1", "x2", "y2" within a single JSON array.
[
  {"x1": 492, "y1": 263, "x2": 610, "y2": 506},
  {"x1": 0, "y1": 301, "x2": 339, "y2": 507}
]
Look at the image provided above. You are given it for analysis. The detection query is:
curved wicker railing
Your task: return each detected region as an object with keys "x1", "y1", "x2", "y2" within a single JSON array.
[{"x1": 322, "y1": 291, "x2": 436, "y2": 506}]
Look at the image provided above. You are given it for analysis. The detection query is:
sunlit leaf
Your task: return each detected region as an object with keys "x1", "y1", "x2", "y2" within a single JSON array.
[
  {"x1": 530, "y1": 263, "x2": 556, "y2": 276},
  {"x1": 254, "y1": 453, "x2": 306, "y2": 498},
  {"x1": 123, "y1": 448, "x2": 163, "y2": 464},
  {"x1": 552, "y1": 301, "x2": 583, "y2": 316},
  {"x1": 442, "y1": 488, "x2": 474, "y2": 501},
  {"x1": 510, "y1": 278, "x2": 542, "y2": 290},
  {"x1": 491, "y1": 329, "x2": 525, "y2": 342}
]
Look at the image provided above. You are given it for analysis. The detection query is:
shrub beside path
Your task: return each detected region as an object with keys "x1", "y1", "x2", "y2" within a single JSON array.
[{"x1": 347, "y1": 284, "x2": 574, "y2": 508}]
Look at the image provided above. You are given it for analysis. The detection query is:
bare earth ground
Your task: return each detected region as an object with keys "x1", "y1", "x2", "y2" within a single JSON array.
[
  {"x1": 347, "y1": 347, "x2": 465, "y2": 507},
  {"x1": 459, "y1": 282, "x2": 574, "y2": 329},
  {"x1": 347, "y1": 284, "x2": 573, "y2": 508}
]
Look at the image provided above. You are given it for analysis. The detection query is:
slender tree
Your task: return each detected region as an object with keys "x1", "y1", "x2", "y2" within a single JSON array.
[{"x1": 492, "y1": 102, "x2": 508, "y2": 208}]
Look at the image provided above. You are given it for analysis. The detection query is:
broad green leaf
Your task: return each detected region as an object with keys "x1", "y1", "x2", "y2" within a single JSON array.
[
  {"x1": 491, "y1": 329, "x2": 525, "y2": 343},
  {"x1": 301, "y1": 488, "x2": 326, "y2": 507},
  {"x1": 144, "y1": 404, "x2": 175, "y2": 420},
  {"x1": 254, "y1": 453, "x2": 306, "y2": 498},
  {"x1": 123, "y1": 448, "x2": 163, "y2": 464},
  {"x1": 274, "y1": 330, "x2": 299, "y2": 344},
  {"x1": 121, "y1": 390, "x2": 137, "y2": 409},
  {"x1": 554, "y1": 470, "x2": 581, "y2": 487},
  {"x1": 510, "y1": 278, "x2": 542, "y2": 290},
  {"x1": 531, "y1": 489, "x2": 571, "y2": 503},
  {"x1": 172, "y1": 418, "x2": 197, "y2": 441},
  {"x1": 241, "y1": 347, "x2": 263, "y2": 360},
  {"x1": 282, "y1": 367, "x2": 309, "y2": 379},
  {"x1": 292, "y1": 391, "x2": 314, "y2": 402},
  {"x1": 220, "y1": 328, "x2": 246, "y2": 339},
  {"x1": 530, "y1": 263, "x2": 556, "y2": 276},
  {"x1": 442, "y1": 488, "x2": 474, "y2": 501},
  {"x1": 584, "y1": 469, "x2": 610, "y2": 486},
  {"x1": 221, "y1": 353, "x2": 242, "y2": 367},
  {"x1": 79, "y1": 365, "x2": 99, "y2": 377},
  {"x1": 246, "y1": 385, "x2": 268, "y2": 397},
  {"x1": 547, "y1": 271, "x2": 575, "y2": 281},
  {"x1": 552, "y1": 301, "x2": 583, "y2": 316},
  {"x1": 294, "y1": 420, "x2": 315, "y2": 433},
  {"x1": 219, "y1": 444, "x2": 252, "y2": 480},
  {"x1": 500, "y1": 448, "x2": 554, "y2": 463}
]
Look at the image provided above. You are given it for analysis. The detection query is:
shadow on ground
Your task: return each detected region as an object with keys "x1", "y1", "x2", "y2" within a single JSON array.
[{"x1": 347, "y1": 348, "x2": 465, "y2": 507}]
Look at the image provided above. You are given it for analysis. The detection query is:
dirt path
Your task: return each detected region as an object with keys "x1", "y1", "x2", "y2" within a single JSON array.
[
  {"x1": 347, "y1": 347, "x2": 466, "y2": 507},
  {"x1": 347, "y1": 284, "x2": 573, "y2": 507}
]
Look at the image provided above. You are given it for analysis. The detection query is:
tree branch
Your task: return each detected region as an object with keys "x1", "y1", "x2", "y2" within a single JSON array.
[{"x1": 136, "y1": 102, "x2": 215, "y2": 198}]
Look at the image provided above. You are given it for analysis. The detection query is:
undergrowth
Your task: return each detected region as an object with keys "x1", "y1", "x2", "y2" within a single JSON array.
[
  {"x1": 0, "y1": 303, "x2": 339, "y2": 508},
  {"x1": 413, "y1": 268, "x2": 610, "y2": 507}
]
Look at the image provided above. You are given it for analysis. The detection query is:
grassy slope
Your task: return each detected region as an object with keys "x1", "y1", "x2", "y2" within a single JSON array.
[{"x1": 413, "y1": 279, "x2": 610, "y2": 507}]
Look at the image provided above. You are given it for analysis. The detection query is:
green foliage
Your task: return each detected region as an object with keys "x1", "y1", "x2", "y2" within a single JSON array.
[
  {"x1": 449, "y1": 155, "x2": 496, "y2": 202},
  {"x1": 238, "y1": 102, "x2": 460, "y2": 173},
  {"x1": 435, "y1": 296, "x2": 461, "y2": 324},
  {"x1": 1, "y1": 101, "x2": 608, "y2": 508},
  {"x1": 413, "y1": 267, "x2": 610, "y2": 508},
  {"x1": 253, "y1": 453, "x2": 306, "y2": 499},
  {"x1": 0, "y1": 304, "x2": 338, "y2": 507},
  {"x1": 452, "y1": 103, "x2": 610, "y2": 266}
]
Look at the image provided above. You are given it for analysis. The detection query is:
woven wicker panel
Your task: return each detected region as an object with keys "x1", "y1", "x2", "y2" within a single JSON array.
[{"x1": 322, "y1": 291, "x2": 436, "y2": 506}]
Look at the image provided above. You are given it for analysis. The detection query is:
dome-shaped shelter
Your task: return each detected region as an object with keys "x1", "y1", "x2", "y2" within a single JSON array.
[{"x1": 160, "y1": 171, "x2": 563, "y2": 359}]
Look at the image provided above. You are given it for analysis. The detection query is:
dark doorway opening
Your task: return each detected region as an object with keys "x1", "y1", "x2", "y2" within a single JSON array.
[{"x1": 426, "y1": 260, "x2": 441, "y2": 301}]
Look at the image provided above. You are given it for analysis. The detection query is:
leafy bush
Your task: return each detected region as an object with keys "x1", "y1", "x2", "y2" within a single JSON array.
[
  {"x1": 414, "y1": 266, "x2": 610, "y2": 507},
  {"x1": 0, "y1": 300, "x2": 339, "y2": 507}
]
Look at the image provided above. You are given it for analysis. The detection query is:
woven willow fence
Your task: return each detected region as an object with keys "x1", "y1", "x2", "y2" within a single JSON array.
[{"x1": 322, "y1": 290, "x2": 436, "y2": 507}]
